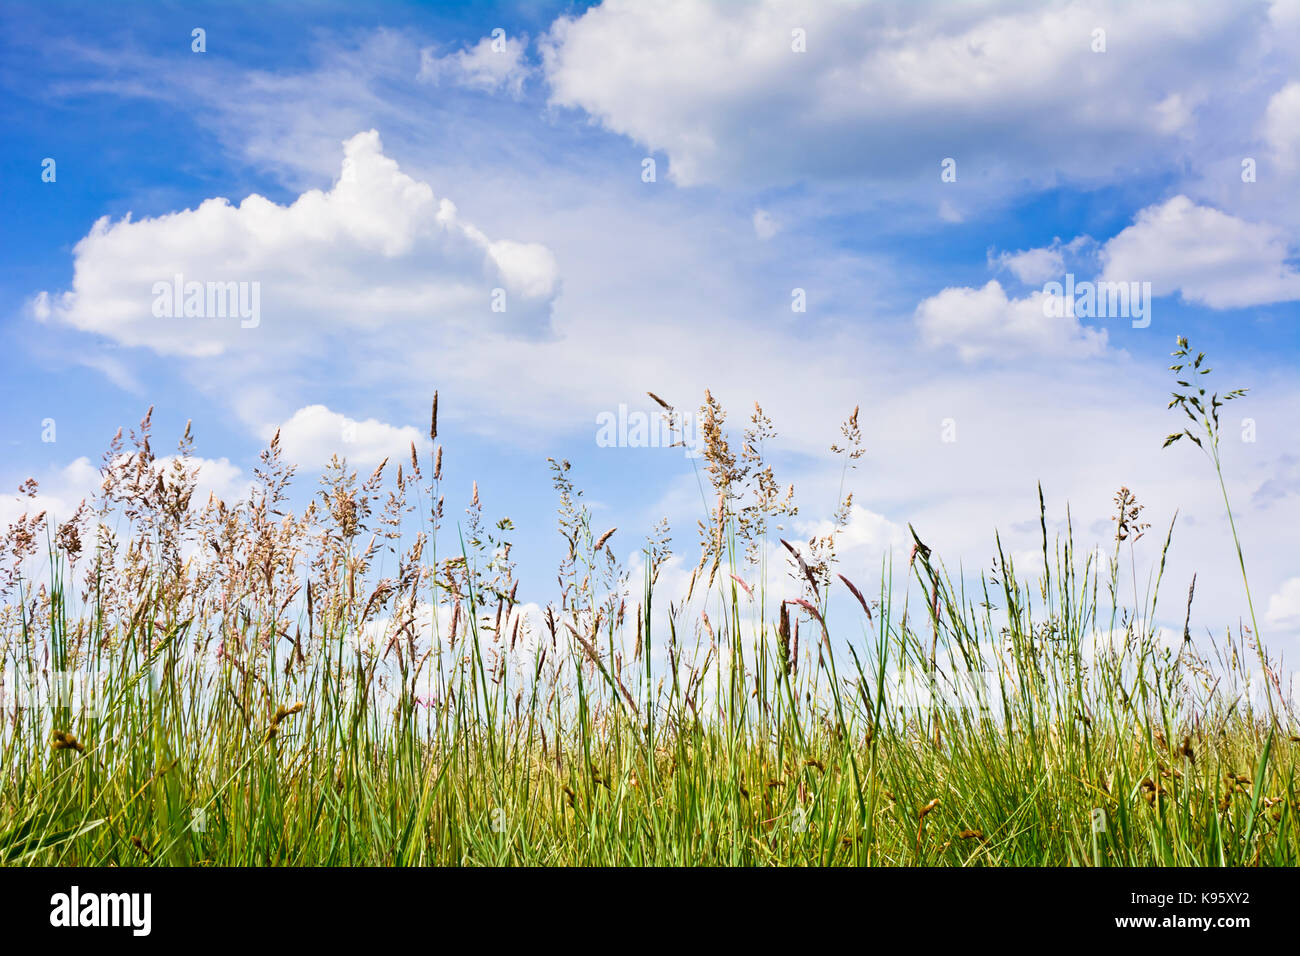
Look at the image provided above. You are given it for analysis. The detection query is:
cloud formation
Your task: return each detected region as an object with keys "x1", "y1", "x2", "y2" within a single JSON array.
[
  {"x1": 419, "y1": 32, "x2": 533, "y2": 98},
  {"x1": 1099, "y1": 196, "x2": 1300, "y2": 309},
  {"x1": 40, "y1": 130, "x2": 557, "y2": 359},
  {"x1": 269, "y1": 404, "x2": 428, "y2": 471},
  {"x1": 542, "y1": 0, "x2": 1294, "y2": 190},
  {"x1": 915, "y1": 280, "x2": 1109, "y2": 362}
]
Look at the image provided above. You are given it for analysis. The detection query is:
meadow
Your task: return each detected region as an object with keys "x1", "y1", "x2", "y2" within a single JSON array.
[{"x1": 1, "y1": 338, "x2": 1294, "y2": 867}]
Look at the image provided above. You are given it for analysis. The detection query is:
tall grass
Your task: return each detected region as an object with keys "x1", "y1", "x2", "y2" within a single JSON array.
[{"x1": 0, "y1": 346, "x2": 1294, "y2": 867}]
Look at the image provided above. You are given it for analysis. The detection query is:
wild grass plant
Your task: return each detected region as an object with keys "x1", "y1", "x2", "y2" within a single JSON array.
[{"x1": 0, "y1": 341, "x2": 1294, "y2": 867}]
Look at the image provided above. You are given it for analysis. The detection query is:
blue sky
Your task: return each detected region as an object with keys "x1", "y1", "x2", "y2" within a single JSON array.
[{"x1": 3, "y1": 0, "x2": 1299, "y2": 659}]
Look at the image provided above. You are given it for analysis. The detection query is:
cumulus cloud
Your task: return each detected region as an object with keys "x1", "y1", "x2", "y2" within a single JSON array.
[
  {"x1": 542, "y1": 0, "x2": 1288, "y2": 189},
  {"x1": 915, "y1": 280, "x2": 1109, "y2": 362},
  {"x1": 1099, "y1": 196, "x2": 1300, "y2": 309},
  {"x1": 991, "y1": 244, "x2": 1067, "y2": 285},
  {"x1": 269, "y1": 405, "x2": 427, "y2": 471},
  {"x1": 419, "y1": 32, "x2": 532, "y2": 98},
  {"x1": 1263, "y1": 81, "x2": 1300, "y2": 172},
  {"x1": 40, "y1": 130, "x2": 557, "y2": 361},
  {"x1": 1267, "y1": 577, "x2": 1300, "y2": 632}
]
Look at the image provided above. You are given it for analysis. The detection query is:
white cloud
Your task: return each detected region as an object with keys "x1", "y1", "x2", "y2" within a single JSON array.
[
  {"x1": 752, "y1": 209, "x2": 778, "y2": 240},
  {"x1": 419, "y1": 33, "x2": 532, "y2": 98},
  {"x1": 1264, "y1": 81, "x2": 1300, "y2": 172},
  {"x1": 269, "y1": 405, "x2": 427, "y2": 471},
  {"x1": 542, "y1": 0, "x2": 1287, "y2": 189},
  {"x1": 1099, "y1": 195, "x2": 1300, "y2": 309},
  {"x1": 486, "y1": 238, "x2": 559, "y2": 298},
  {"x1": 39, "y1": 130, "x2": 557, "y2": 360},
  {"x1": 938, "y1": 199, "x2": 964, "y2": 224},
  {"x1": 1267, "y1": 577, "x2": 1300, "y2": 632},
  {"x1": 992, "y1": 244, "x2": 1066, "y2": 285},
  {"x1": 29, "y1": 291, "x2": 51, "y2": 321},
  {"x1": 915, "y1": 280, "x2": 1109, "y2": 362}
]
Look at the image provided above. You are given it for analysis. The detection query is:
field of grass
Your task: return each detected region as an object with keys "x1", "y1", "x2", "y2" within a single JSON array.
[{"x1": 1, "y1": 340, "x2": 1294, "y2": 867}]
